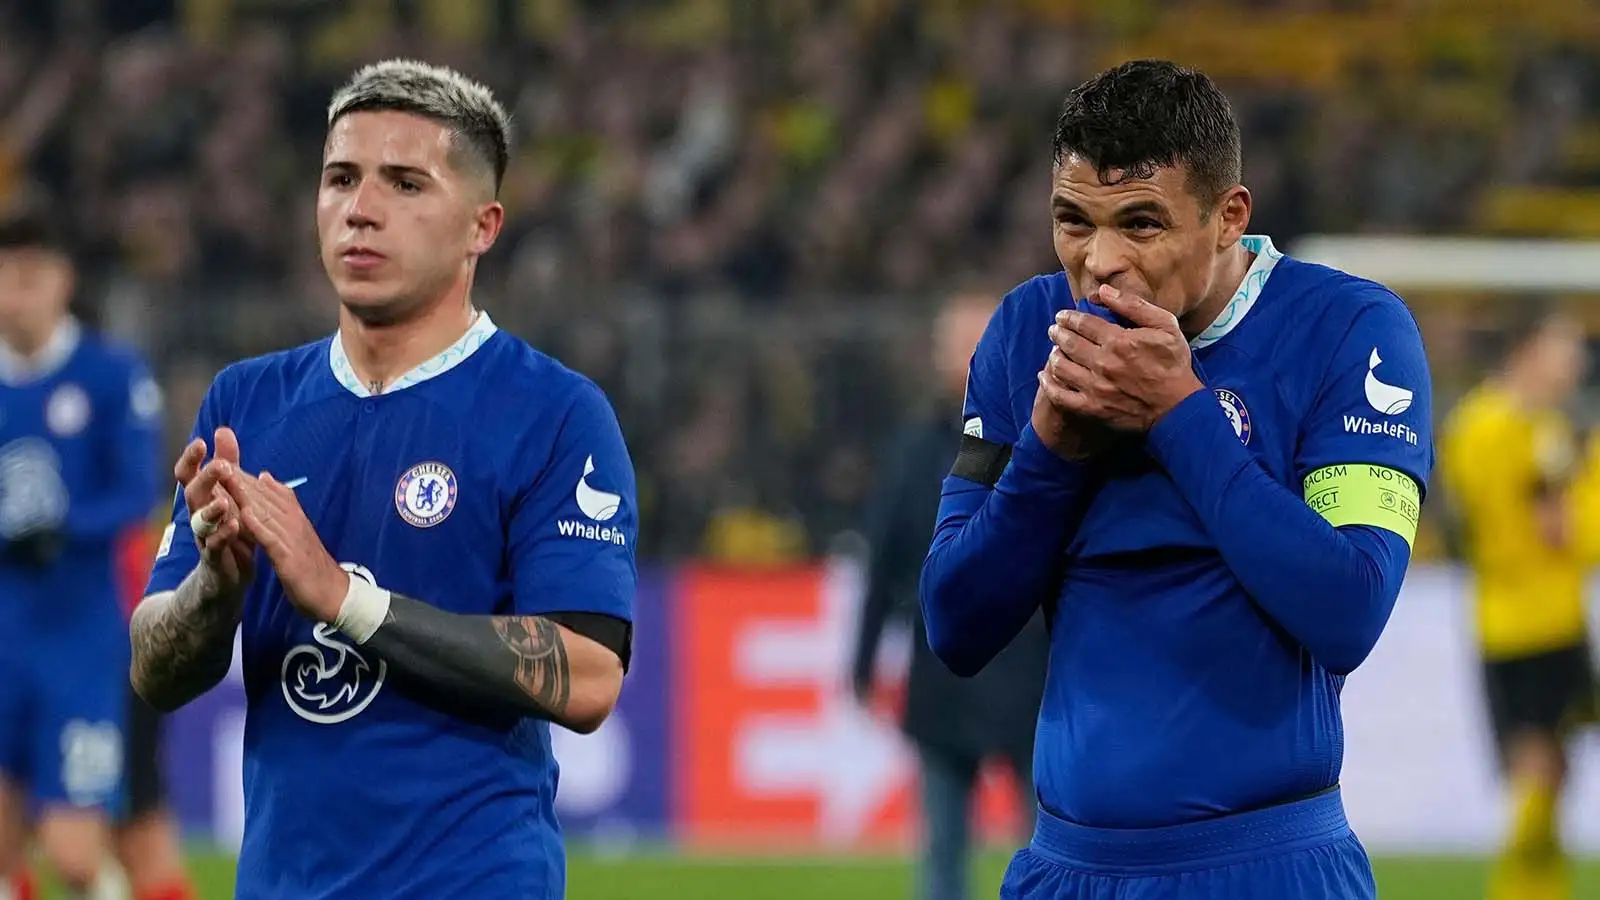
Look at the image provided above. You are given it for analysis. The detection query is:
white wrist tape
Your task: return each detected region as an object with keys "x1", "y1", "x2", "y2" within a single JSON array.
[
  {"x1": 334, "y1": 573, "x2": 392, "y2": 645},
  {"x1": 189, "y1": 509, "x2": 218, "y2": 540}
]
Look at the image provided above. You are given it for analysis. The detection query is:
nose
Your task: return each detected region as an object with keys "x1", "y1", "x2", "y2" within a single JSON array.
[
  {"x1": 1082, "y1": 229, "x2": 1129, "y2": 293},
  {"x1": 345, "y1": 180, "x2": 381, "y2": 230}
]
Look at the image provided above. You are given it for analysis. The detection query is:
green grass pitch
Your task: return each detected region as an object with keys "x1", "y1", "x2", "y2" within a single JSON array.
[{"x1": 45, "y1": 850, "x2": 1600, "y2": 898}]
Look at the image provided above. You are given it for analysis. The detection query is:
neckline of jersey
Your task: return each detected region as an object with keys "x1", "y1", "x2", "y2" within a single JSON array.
[
  {"x1": 0, "y1": 317, "x2": 82, "y2": 386},
  {"x1": 1190, "y1": 234, "x2": 1283, "y2": 350},
  {"x1": 328, "y1": 309, "x2": 500, "y2": 398}
]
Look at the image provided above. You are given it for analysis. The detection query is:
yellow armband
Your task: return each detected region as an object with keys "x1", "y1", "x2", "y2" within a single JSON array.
[{"x1": 1303, "y1": 464, "x2": 1421, "y2": 548}]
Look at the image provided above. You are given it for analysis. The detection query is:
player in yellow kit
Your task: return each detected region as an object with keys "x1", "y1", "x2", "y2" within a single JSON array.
[{"x1": 1440, "y1": 308, "x2": 1600, "y2": 900}]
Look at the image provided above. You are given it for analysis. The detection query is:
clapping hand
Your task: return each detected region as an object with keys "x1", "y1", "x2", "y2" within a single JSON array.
[
  {"x1": 176, "y1": 427, "x2": 255, "y2": 590},
  {"x1": 219, "y1": 468, "x2": 348, "y2": 625}
]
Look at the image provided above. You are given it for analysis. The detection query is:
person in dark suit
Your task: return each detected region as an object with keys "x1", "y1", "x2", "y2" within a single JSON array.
[{"x1": 851, "y1": 291, "x2": 1049, "y2": 900}]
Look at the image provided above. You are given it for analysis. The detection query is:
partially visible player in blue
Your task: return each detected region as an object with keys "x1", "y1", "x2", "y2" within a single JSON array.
[
  {"x1": 920, "y1": 60, "x2": 1433, "y2": 900},
  {"x1": 128, "y1": 60, "x2": 637, "y2": 900},
  {"x1": 0, "y1": 190, "x2": 162, "y2": 900}
]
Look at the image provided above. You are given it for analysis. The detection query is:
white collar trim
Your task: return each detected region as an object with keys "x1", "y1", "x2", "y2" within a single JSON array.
[
  {"x1": 329, "y1": 310, "x2": 499, "y2": 397},
  {"x1": 0, "y1": 317, "x2": 81, "y2": 386},
  {"x1": 1191, "y1": 234, "x2": 1282, "y2": 349}
]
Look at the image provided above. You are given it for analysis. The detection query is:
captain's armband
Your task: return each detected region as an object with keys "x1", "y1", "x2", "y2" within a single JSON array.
[{"x1": 1302, "y1": 464, "x2": 1421, "y2": 547}]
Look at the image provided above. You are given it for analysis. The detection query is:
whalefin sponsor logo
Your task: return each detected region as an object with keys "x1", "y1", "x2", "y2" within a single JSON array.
[
  {"x1": 1343, "y1": 347, "x2": 1419, "y2": 445},
  {"x1": 559, "y1": 455, "x2": 626, "y2": 546}
]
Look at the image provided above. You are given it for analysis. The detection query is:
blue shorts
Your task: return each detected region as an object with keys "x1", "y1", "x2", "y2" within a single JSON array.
[
  {"x1": 1001, "y1": 789, "x2": 1375, "y2": 900},
  {"x1": 0, "y1": 646, "x2": 127, "y2": 815}
]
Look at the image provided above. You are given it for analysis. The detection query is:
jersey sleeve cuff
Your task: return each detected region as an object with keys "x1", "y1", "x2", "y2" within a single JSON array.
[
  {"x1": 1006, "y1": 422, "x2": 1094, "y2": 494},
  {"x1": 1150, "y1": 388, "x2": 1215, "y2": 449}
]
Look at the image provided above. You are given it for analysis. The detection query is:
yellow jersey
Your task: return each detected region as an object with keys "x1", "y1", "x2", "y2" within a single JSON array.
[{"x1": 1440, "y1": 383, "x2": 1600, "y2": 659}]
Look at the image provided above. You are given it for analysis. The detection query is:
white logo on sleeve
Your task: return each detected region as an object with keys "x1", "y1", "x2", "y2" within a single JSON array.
[
  {"x1": 1363, "y1": 348, "x2": 1413, "y2": 415},
  {"x1": 130, "y1": 375, "x2": 163, "y2": 422},
  {"x1": 1344, "y1": 346, "x2": 1419, "y2": 445},
  {"x1": 559, "y1": 455, "x2": 626, "y2": 546},
  {"x1": 963, "y1": 417, "x2": 983, "y2": 438},
  {"x1": 155, "y1": 522, "x2": 175, "y2": 559},
  {"x1": 575, "y1": 455, "x2": 621, "y2": 521}
]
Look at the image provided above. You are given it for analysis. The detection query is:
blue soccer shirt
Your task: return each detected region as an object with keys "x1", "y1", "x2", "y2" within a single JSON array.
[
  {"x1": 0, "y1": 317, "x2": 161, "y2": 637},
  {"x1": 146, "y1": 312, "x2": 638, "y2": 899},
  {"x1": 922, "y1": 236, "x2": 1434, "y2": 827},
  {"x1": 0, "y1": 318, "x2": 161, "y2": 810}
]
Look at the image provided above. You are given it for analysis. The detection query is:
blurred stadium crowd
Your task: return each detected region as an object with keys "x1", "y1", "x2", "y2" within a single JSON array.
[{"x1": 1, "y1": 0, "x2": 1598, "y2": 561}]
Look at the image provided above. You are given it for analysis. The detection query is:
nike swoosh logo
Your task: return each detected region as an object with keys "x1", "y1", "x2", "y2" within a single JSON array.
[{"x1": 281, "y1": 477, "x2": 308, "y2": 490}]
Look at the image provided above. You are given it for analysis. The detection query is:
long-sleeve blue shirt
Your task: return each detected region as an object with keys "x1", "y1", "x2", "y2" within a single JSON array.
[{"x1": 920, "y1": 237, "x2": 1434, "y2": 828}]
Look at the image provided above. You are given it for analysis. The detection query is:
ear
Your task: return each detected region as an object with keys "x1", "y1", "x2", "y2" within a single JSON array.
[
  {"x1": 1214, "y1": 185, "x2": 1251, "y2": 249},
  {"x1": 46, "y1": 252, "x2": 76, "y2": 314},
  {"x1": 470, "y1": 202, "x2": 505, "y2": 258}
]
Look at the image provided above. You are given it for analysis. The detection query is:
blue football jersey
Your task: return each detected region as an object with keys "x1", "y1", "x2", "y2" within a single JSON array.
[
  {"x1": 0, "y1": 319, "x2": 160, "y2": 811},
  {"x1": 145, "y1": 313, "x2": 638, "y2": 899},
  {"x1": 0, "y1": 318, "x2": 162, "y2": 636},
  {"x1": 962, "y1": 236, "x2": 1433, "y2": 827}
]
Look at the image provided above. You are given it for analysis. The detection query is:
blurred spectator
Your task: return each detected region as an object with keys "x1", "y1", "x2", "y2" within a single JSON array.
[
  {"x1": 850, "y1": 290, "x2": 1048, "y2": 900},
  {"x1": 0, "y1": 0, "x2": 1593, "y2": 561}
]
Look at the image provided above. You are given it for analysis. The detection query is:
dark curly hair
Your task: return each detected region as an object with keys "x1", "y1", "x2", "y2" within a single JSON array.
[
  {"x1": 0, "y1": 184, "x2": 67, "y2": 254},
  {"x1": 1052, "y1": 60, "x2": 1242, "y2": 209}
]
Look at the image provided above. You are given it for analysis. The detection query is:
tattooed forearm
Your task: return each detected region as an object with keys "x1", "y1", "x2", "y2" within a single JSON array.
[
  {"x1": 363, "y1": 594, "x2": 617, "y2": 731},
  {"x1": 493, "y1": 616, "x2": 572, "y2": 717},
  {"x1": 129, "y1": 563, "x2": 245, "y2": 712}
]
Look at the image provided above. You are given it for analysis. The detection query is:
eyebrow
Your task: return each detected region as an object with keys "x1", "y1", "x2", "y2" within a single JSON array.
[
  {"x1": 322, "y1": 161, "x2": 434, "y2": 182},
  {"x1": 1050, "y1": 196, "x2": 1172, "y2": 220},
  {"x1": 1112, "y1": 200, "x2": 1172, "y2": 220}
]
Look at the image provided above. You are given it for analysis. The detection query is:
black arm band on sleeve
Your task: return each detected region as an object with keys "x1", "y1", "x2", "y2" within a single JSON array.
[
  {"x1": 544, "y1": 611, "x2": 633, "y2": 673},
  {"x1": 949, "y1": 434, "x2": 1013, "y2": 488}
]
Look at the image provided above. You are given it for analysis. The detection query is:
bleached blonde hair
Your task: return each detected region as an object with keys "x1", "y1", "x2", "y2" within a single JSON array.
[{"x1": 327, "y1": 59, "x2": 512, "y2": 194}]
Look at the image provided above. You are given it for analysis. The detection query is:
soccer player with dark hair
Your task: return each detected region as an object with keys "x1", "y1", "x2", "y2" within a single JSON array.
[
  {"x1": 0, "y1": 190, "x2": 163, "y2": 900},
  {"x1": 920, "y1": 60, "x2": 1433, "y2": 899},
  {"x1": 128, "y1": 60, "x2": 637, "y2": 899},
  {"x1": 1440, "y1": 307, "x2": 1599, "y2": 900}
]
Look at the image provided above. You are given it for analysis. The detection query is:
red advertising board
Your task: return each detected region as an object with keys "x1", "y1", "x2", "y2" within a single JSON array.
[{"x1": 674, "y1": 561, "x2": 1029, "y2": 851}]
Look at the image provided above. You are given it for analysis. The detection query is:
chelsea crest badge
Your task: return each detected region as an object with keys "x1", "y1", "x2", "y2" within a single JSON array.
[
  {"x1": 395, "y1": 461, "x2": 458, "y2": 528},
  {"x1": 1214, "y1": 388, "x2": 1251, "y2": 445}
]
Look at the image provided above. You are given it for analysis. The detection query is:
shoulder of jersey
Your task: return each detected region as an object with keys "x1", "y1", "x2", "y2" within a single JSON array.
[
  {"x1": 488, "y1": 332, "x2": 609, "y2": 406},
  {"x1": 76, "y1": 330, "x2": 150, "y2": 376},
  {"x1": 1276, "y1": 255, "x2": 1416, "y2": 331},
  {"x1": 990, "y1": 272, "x2": 1077, "y2": 348},
  {"x1": 1445, "y1": 383, "x2": 1516, "y2": 438},
  {"x1": 999, "y1": 272, "x2": 1074, "y2": 318}
]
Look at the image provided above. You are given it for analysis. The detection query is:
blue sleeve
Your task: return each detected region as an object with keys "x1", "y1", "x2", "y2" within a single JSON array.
[
  {"x1": 145, "y1": 375, "x2": 224, "y2": 597},
  {"x1": 919, "y1": 297, "x2": 1098, "y2": 677},
  {"x1": 506, "y1": 381, "x2": 637, "y2": 622},
  {"x1": 1146, "y1": 294, "x2": 1433, "y2": 675},
  {"x1": 65, "y1": 357, "x2": 163, "y2": 542}
]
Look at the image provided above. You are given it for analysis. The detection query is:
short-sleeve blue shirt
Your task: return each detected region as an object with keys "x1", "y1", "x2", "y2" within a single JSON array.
[{"x1": 147, "y1": 313, "x2": 638, "y2": 899}]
